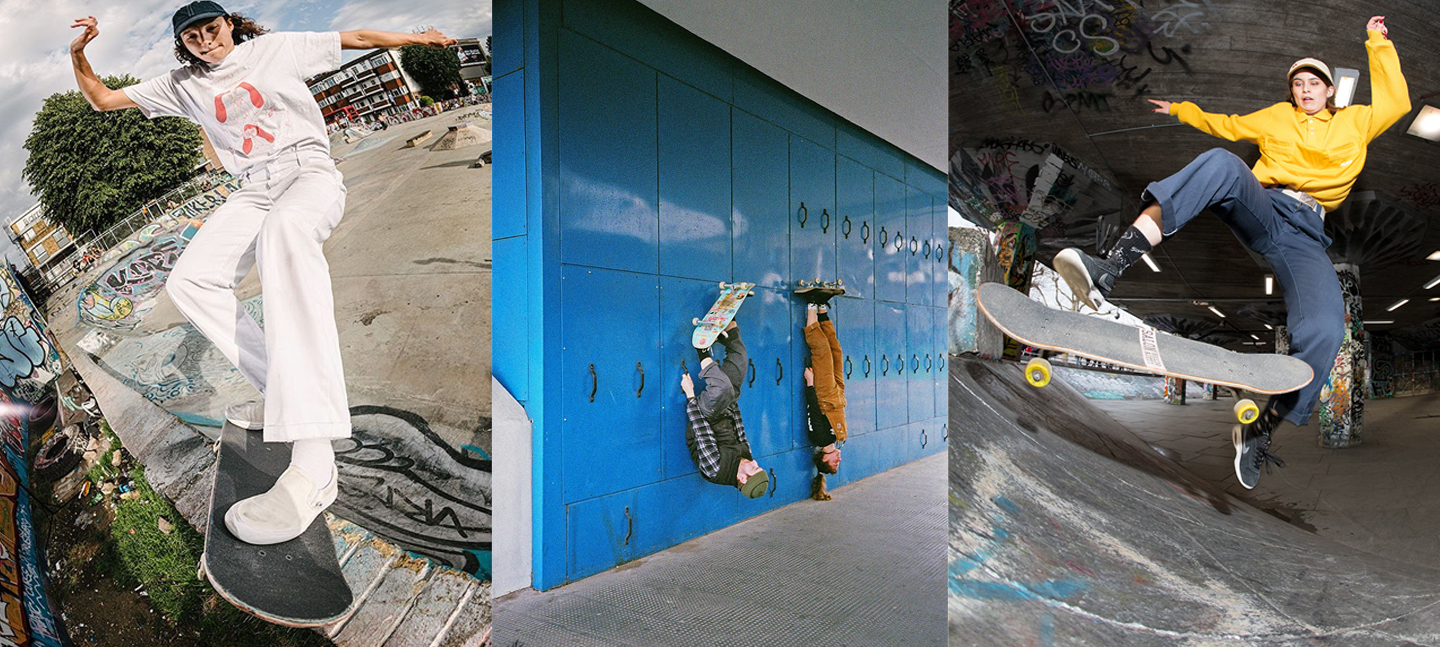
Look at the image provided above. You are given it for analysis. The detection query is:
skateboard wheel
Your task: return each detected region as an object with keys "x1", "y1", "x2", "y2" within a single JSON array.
[
  {"x1": 1024, "y1": 357, "x2": 1051, "y2": 388},
  {"x1": 692, "y1": 317, "x2": 700, "y2": 326},
  {"x1": 1235, "y1": 399, "x2": 1259, "y2": 424}
]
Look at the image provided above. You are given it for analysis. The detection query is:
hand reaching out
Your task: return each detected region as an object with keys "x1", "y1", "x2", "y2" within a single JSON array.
[
  {"x1": 1147, "y1": 98, "x2": 1172, "y2": 114},
  {"x1": 1367, "y1": 16, "x2": 1388, "y2": 37},
  {"x1": 804, "y1": 367, "x2": 814, "y2": 387},
  {"x1": 415, "y1": 28, "x2": 457, "y2": 48},
  {"x1": 680, "y1": 371, "x2": 695, "y2": 398},
  {"x1": 70, "y1": 16, "x2": 100, "y2": 54}
]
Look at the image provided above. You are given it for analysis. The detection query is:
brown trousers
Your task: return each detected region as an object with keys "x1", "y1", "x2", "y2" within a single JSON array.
[{"x1": 803, "y1": 319, "x2": 847, "y2": 440}]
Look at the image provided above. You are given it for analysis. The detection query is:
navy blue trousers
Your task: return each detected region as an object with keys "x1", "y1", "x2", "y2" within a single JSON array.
[{"x1": 1144, "y1": 148, "x2": 1343, "y2": 426}]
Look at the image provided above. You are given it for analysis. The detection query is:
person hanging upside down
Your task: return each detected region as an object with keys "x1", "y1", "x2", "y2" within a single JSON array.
[
  {"x1": 1053, "y1": 16, "x2": 1408, "y2": 490},
  {"x1": 796, "y1": 285, "x2": 847, "y2": 499},
  {"x1": 70, "y1": 1, "x2": 455, "y2": 543},
  {"x1": 681, "y1": 321, "x2": 768, "y2": 498}
]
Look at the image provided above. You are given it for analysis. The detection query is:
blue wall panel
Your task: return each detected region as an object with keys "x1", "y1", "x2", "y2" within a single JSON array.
[
  {"x1": 493, "y1": 72, "x2": 527, "y2": 240},
  {"x1": 733, "y1": 110, "x2": 791, "y2": 290},
  {"x1": 500, "y1": 0, "x2": 949, "y2": 589},
  {"x1": 560, "y1": 267, "x2": 661, "y2": 501},
  {"x1": 659, "y1": 78, "x2": 732, "y2": 280},
  {"x1": 790, "y1": 136, "x2": 837, "y2": 285},
  {"x1": 557, "y1": 31, "x2": 657, "y2": 273},
  {"x1": 837, "y1": 156, "x2": 875, "y2": 299}
]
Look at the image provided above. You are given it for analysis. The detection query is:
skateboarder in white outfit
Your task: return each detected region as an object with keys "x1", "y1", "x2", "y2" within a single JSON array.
[{"x1": 69, "y1": 1, "x2": 456, "y2": 544}]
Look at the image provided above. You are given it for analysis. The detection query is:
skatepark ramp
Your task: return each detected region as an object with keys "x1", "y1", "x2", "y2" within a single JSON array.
[{"x1": 949, "y1": 357, "x2": 1440, "y2": 645}]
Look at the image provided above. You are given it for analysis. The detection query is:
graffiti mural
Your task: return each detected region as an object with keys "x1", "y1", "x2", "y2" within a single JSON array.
[
  {"x1": 0, "y1": 267, "x2": 69, "y2": 646},
  {"x1": 78, "y1": 178, "x2": 241, "y2": 331},
  {"x1": 1162, "y1": 376, "x2": 1185, "y2": 405},
  {"x1": 950, "y1": 229, "x2": 987, "y2": 355},
  {"x1": 949, "y1": 139, "x2": 1122, "y2": 251},
  {"x1": 1318, "y1": 264, "x2": 1365, "y2": 447},
  {"x1": 336, "y1": 406, "x2": 491, "y2": 576}
]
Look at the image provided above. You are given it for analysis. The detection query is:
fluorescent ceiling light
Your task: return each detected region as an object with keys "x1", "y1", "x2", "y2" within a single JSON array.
[
  {"x1": 1408, "y1": 105, "x2": 1440, "y2": 141},
  {"x1": 1141, "y1": 253, "x2": 1160, "y2": 272},
  {"x1": 1264, "y1": 274, "x2": 1274, "y2": 295},
  {"x1": 1250, "y1": 334, "x2": 1260, "y2": 340},
  {"x1": 1430, "y1": 250, "x2": 1440, "y2": 261},
  {"x1": 1431, "y1": 297, "x2": 1440, "y2": 302},
  {"x1": 1207, "y1": 306, "x2": 1225, "y2": 318},
  {"x1": 1364, "y1": 320, "x2": 1394, "y2": 325},
  {"x1": 1333, "y1": 68, "x2": 1360, "y2": 108},
  {"x1": 1263, "y1": 323, "x2": 1274, "y2": 330},
  {"x1": 1426, "y1": 275, "x2": 1440, "y2": 289},
  {"x1": 1388, "y1": 299, "x2": 1410, "y2": 312}
]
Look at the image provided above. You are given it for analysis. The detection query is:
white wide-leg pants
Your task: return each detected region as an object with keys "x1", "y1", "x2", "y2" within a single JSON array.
[{"x1": 167, "y1": 149, "x2": 350, "y2": 442}]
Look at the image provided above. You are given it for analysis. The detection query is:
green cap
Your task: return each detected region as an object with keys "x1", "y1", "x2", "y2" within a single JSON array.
[{"x1": 740, "y1": 470, "x2": 768, "y2": 498}]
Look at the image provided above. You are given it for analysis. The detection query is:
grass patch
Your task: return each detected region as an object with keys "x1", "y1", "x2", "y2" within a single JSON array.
[{"x1": 103, "y1": 468, "x2": 330, "y2": 646}]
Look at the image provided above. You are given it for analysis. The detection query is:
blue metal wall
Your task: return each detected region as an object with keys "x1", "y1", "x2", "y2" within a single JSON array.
[{"x1": 494, "y1": 0, "x2": 948, "y2": 590}]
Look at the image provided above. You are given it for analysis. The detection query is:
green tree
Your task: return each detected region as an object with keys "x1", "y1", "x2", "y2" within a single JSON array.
[
  {"x1": 22, "y1": 75, "x2": 202, "y2": 235},
  {"x1": 400, "y1": 44, "x2": 464, "y2": 100}
]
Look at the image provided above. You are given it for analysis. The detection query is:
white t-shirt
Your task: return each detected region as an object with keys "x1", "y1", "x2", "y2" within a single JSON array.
[{"x1": 124, "y1": 31, "x2": 341, "y2": 175}]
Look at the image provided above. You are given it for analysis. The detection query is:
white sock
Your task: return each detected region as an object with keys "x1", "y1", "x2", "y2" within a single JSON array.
[{"x1": 289, "y1": 439, "x2": 335, "y2": 488}]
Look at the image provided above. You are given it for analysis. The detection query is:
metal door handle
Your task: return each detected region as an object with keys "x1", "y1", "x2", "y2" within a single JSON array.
[
  {"x1": 822, "y1": 209, "x2": 831, "y2": 233},
  {"x1": 921, "y1": 429, "x2": 928, "y2": 448},
  {"x1": 768, "y1": 468, "x2": 777, "y2": 497},
  {"x1": 844, "y1": 356, "x2": 853, "y2": 378},
  {"x1": 938, "y1": 355, "x2": 945, "y2": 371},
  {"x1": 864, "y1": 355, "x2": 871, "y2": 377},
  {"x1": 748, "y1": 358, "x2": 756, "y2": 388},
  {"x1": 624, "y1": 506, "x2": 633, "y2": 546},
  {"x1": 636, "y1": 362, "x2": 645, "y2": 398},
  {"x1": 842, "y1": 216, "x2": 852, "y2": 238},
  {"x1": 925, "y1": 353, "x2": 932, "y2": 371},
  {"x1": 589, "y1": 363, "x2": 597, "y2": 402},
  {"x1": 910, "y1": 237, "x2": 918, "y2": 255},
  {"x1": 898, "y1": 354, "x2": 905, "y2": 375},
  {"x1": 879, "y1": 226, "x2": 888, "y2": 246},
  {"x1": 776, "y1": 357, "x2": 784, "y2": 384},
  {"x1": 936, "y1": 245, "x2": 944, "y2": 262},
  {"x1": 911, "y1": 354, "x2": 919, "y2": 373},
  {"x1": 681, "y1": 358, "x2": 688, "y2": 374},
  {"x1": 798, "y1": 202, "x2": 808, "y2": 227},
  {"x1": 882, "y1": 355, "x2": 889, "y2": 375},
  {"x1": 923, "y1": 240, "x2": 931, "y2": 258},
  {"x1": 942, "y1": 423, "x2": 948, "y2": 441},
  {"x1": 862, "y1": 221, "x2": 870, "y2": 244},
  {"x1": 894, "y1": 234, "x2": 904, "y2": 252}
]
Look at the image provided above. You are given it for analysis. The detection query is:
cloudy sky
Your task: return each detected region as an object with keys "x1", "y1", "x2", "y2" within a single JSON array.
[{"x1": 0, "y1": 0, "x2": 492, "y2": 266}]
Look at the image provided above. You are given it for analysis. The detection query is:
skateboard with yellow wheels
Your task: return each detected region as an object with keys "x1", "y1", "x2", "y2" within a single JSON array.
[{"x1": 976, "y1": 282, "x2": 1312, "y2": 424}]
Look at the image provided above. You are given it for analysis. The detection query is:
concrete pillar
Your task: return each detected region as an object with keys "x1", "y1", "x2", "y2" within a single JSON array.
[
  {"x1": 994, "y1": 221, "x2": 1037, "y2": 360},
  {"x1": 1318, "y1": 263, "x2": 1366, "y2": 448},
  {"x1": 1275, "y1": 325, "x2": 1290, "y2": 355},
  {"x1": 1164, "y1": 376, "x2": 1185, "y2": 405}
]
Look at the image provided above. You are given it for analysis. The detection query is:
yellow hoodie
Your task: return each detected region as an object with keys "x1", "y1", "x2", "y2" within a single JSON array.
[{"x1": 1168, "y1": 30, "x2": 1410, "y2": 212}]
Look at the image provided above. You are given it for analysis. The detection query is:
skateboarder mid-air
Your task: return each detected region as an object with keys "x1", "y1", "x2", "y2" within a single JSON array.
[
  {"x1": 1053, "y1": 16, "x2": 1408, "y2": 490},
  {"x1": 69, "y1": 2, "x2": 456, "y2": 544},
  {"x1": 798, "y1": 287, "x2": 846, "y2": 500},
  {"x1": 681, "y1": 321, "x2": 769, "y2": 498}
]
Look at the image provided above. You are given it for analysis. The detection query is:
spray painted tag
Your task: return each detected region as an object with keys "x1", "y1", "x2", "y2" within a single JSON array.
[{"x1": 1138, "y1": 327, "x2": 1166, "y2": 372}]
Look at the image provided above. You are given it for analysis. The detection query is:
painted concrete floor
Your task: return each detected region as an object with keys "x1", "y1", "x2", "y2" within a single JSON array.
[
  {"x1": 495, "y1": 452, "x2": 946, "y2": 647},
  {"x1": 1093, "y1": 394, "x2": 1440, "y2": 568}
]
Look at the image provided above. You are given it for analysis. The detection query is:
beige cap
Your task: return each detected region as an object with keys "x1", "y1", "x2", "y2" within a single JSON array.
[{"x1": 1288, "y1": 58, "x2": 1333, "y2": 85}]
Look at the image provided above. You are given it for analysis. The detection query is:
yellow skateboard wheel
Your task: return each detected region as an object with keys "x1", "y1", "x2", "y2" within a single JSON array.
[
  {"x1": 1024, "y1": 357, "x2": 1051, "y2": 388},
  {"x1": 1235, "y1": 399, "x2": 1259, "y2": 424}
]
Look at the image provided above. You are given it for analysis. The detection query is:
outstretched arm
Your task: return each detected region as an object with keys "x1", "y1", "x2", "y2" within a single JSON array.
[
  {"x1": 1362, "y1": 16, "x2": 1410, "y2": 140},
  {"x1": 339, "y1": 28, "x2": 456, "y2": 50},
  {"x1": 70, "y1": 17, "x2": 137, "y2": 111},
  {"x1": 1157, "y1": 97, "x2": 1276, "y2": 144}
]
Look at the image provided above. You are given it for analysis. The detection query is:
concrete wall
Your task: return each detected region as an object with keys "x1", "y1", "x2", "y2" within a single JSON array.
[{"x1": 494, "y1": 0, "x2": 947, "y2": 590}]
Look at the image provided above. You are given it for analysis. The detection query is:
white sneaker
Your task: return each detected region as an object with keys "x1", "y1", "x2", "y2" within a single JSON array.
[
  {"x1": 224, "y1": 464, "x2": 338, "y2": 545},
  {"x1": 225, "y1": 399, "x2": 264, "y2": 430}
]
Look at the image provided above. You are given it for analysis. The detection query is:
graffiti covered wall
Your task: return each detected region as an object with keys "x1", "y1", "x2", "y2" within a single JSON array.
[
  {"x1": 78, "y1": 178, "x2": 241, "y2": 331},
  {"x1": 1318, "y1": 264, "x2": 1365, "y2": 448}
]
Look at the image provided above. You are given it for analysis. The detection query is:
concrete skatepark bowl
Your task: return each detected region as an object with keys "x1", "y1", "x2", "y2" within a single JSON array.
[{"x1": 950, "y1": 357, "x2": 1440, "y2": 646}]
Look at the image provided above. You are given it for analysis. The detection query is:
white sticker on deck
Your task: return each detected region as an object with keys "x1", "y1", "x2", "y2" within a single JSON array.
[{"x1": 1138, "y1": 327, "x2": 1166, "y2": 372}]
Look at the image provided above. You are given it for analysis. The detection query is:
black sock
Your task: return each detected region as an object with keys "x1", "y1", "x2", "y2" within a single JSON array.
[
  {"x1": 1104, "y1": 226, "x2": 1154, "y2": 274},
  {"x1": 817, "y1": 310, "x2": 830, "y2": 323},
  {"x1": 697, "y1": 346, "x2": 712, "y2": 362}
]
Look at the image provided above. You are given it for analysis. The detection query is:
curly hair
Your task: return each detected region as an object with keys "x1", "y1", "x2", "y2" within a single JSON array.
[{"x1": 173, "y1": 14, "x2": 268, "y2": 69}]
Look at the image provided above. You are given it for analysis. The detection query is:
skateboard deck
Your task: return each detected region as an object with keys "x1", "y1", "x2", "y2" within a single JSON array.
[
  {"x1": 693, "y1": 282, "x2": 756, "y2": 348},
  {"x1": 794, "y1": 279, "x2": 846, "y2": 301},
  {"x1": 200, "y1": 423, "x2": 354, "y2": 627},
  {"x1": 976, "y1": 282, "x2": 1312, "y2": 394}
]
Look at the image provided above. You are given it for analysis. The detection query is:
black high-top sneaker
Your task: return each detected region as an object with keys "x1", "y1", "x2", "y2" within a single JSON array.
[
  {"x1": 1232, "y1": 408, "x2": 1286, "y2": 489},
  {"x1": 1053, "y1": 248, "x2": 1120, "y2": 311}
]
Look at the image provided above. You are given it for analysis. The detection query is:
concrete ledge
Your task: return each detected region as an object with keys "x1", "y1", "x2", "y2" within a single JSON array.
[{"x1": 405, "y1": 131, "x2": 433, "y2": 148}]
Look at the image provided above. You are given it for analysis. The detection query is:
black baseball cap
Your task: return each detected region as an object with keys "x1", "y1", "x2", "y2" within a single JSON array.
[{"x1": 172, "y1": 1, "x2": 228, "y2": 37}]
